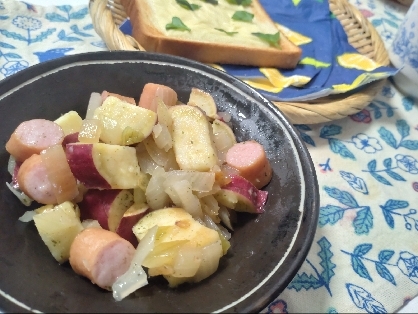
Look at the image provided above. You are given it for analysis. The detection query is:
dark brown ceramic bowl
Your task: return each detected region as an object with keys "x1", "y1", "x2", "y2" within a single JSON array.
[{"x1": 0, "y1": 51, "x2": 319, "y2": 313}]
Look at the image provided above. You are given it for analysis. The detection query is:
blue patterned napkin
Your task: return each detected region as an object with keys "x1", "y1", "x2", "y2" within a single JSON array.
[
  {"x1": 0, "y1": 0, "x2": 106, "y2": 80},
  {"x1": 119, "y1": 0, "x2": 398, "y2": 101}
]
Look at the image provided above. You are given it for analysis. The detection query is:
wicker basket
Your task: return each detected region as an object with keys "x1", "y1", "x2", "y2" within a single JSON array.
[{"x1": 89, "y1": 0, "x2": 389, "y2": 125}]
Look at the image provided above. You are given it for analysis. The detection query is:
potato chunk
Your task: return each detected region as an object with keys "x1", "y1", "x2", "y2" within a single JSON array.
[
  {"x1": 133, "y1": 207, "x2": 224, "y2": 287},
  {"x1": 33, "y1": 201, "x2": 83, "y2": 264},
  {"x1": 170, "y1": 105, "x2": 218, "y2": 171},
  {"x1": 93, "y1": 96, "x2": 157, "y2": 145}
]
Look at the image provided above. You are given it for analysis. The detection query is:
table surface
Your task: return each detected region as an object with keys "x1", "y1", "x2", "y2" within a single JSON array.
[{"x1": 1, "y1": 0, "x2": 417, "y2": 313}]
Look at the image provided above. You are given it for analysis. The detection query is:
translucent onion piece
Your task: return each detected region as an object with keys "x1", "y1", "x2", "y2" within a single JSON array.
[
  {"x1": 164, "y1": 170, "x2": 215, "y2": 192},
  {"x1": 136, "y1": 143, "x2": 159, "y2": 175},
  {"x1": 195, "y1": 182, "x2": 221, "y2": 199},
  {"x1": 216, "y1": 149, "x2": 227, "y2": 165},
  {"x1": 81, "y1": 219, "x2": 102, "y2": 229},
  {"x1": 172, "y1": 245, "x2": 202, "y2": 278},
  {"x1": 41, "y1": 145, "x2": 79, "y2": 204},
  {"x1": 7, "y1": 155, "x2": 16, "y2": 176},
  {"x1": 152, "y1": 123, "x2": 172, "y2": 152},
  {"x1": 85, "y1": 92, "x2": 102, "y2": 120},
  {"x1": 164, "y1": 186, "x2": 181, "y2": 206},
  {"x1": 78, "y1": 119, "x2": 102, "y2": 144},
  {"x1": 220, "y1": 164, "x2": 240, "y2": 179},
  {"x1": 143, "y1": 136, "x2": 171, "y2": 167},
  {"x1": 192, "y1": 241, "x2": 223, "y2": 283},
  {"x1": 218, "y1": 206, "x2": 234, "y2": 230},
  {"x1": 112, "y1": 225, "x2": 158, "y2": 301},
  {"x1": 145, "y1": 167, "x2": 170, "y2": 210},
  {"x1": 6, "y1": 182, "x2": 33, "y2": 206},
  {"x1": 18, "y1": 210, "x2": 37, "y2": 222},
  {"x1": 163, "y1": 149, "x2": 180, "y2": 172},
  {"x1": 212, "y1": 119, "x2": 236, "y2": 152},
  {"x1": 217, "y1": 111, "x2": 232, "y2": 123},
  {"x1": 201, "y1": 195, "x2": 220, "y2": 223},
  {"x1": 203, "y1": 214, "x2": 231, "y2": 241},
  {"x1": 166, "y1": 180, "x2": 202, "y2": 218},
  {"x1": 157, "y1": 99, "x2": 172, "y2": 130},
  {"x1": 143, "y1": 240, "x2": 188, "y2": 270}
]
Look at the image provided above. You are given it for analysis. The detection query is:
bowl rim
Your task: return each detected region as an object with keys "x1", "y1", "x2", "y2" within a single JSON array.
[{"x1": 0, "y1": 50, "x2": 319, "y2": 313}]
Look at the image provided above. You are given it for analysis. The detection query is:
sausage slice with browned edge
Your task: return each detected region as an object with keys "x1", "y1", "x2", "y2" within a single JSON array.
[
  {"x1": 6, "y1": 119, "x2": 64, "y2": 162},
  {"x1": 69, "y1": 228, "x2": 136, "y2": 290},
  {"x1": 225, "y1": 140, "x2": 272, "y2": 189}
]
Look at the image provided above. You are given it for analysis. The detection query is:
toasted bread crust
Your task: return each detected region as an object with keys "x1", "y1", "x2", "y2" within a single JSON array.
[{"x1": 120, "y1": 0, "x2": 302, "y2": 68}]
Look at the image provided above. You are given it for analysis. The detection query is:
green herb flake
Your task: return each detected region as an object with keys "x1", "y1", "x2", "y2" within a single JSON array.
[
  {"x1": 226, "y1": 0, "x2": 252, "y2": 6},
  {"x1": 252, "y1": 31, "x2": 280, "y2": 48},
  {"x1": 201, "y1": 0, "x2": 218, "y2": 4},
  {"x1": 215, "y1": 28, "x2": 238, "y2": 36},
  {"x1": 166, "y1": 17, "x2": 191, "y2": 32},
  {"x1": 176, "y1": 0, "x2": 201, "y2": 10},
  {"x1": 232, "y1": 10, "x2": 254, "y2": 22}
]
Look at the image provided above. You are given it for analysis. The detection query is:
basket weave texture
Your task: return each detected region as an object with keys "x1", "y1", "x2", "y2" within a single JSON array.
[{"x1": 89, "y1": 0, "x2": 389, "y2": 125}]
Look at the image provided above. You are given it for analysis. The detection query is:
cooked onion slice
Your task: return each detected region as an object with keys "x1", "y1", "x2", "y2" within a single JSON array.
[
  {"x1": 112, "y1": 225, "x2": 158, "y2": 301},
  {"x1": 164, "y1": 170, "x2": 215, "y2": 192},
  {"x1": 136, "y1": 143, "x2": 160, "y2": 175},
  {"x1": 192, "y1": 241, "x2": 223, "y2": 283},
  {"x1": 85, "y1": 92, "x2": 102, "y2": 120},
  {"x1": 165, "y1": 179, "x2": 202, "y2": 218},
  {"x1": 6, "y1": 182, "x2": 33, "y2": 206},
  {"x1": 152, "y1": 123, "x2": 172, "y2": 152},
  {"x1": 18, "y1": 209, "x2": 37, "y2": 222},
  {"x1": 145, "y1": 167, "x2": 170, "y2": 210},
  {"x1": 7, "y1": 156, "x2": 16, "y2": 176},
  {"x1": 172, "y1": 245, "x2": 202, "y2": 278}
]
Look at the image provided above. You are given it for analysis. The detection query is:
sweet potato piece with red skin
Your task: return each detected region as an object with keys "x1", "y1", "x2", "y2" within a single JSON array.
[
  {"x1": 115, "y1": 205, "x2": 149, "y2": 246},
  {"x1": 78, "y1": 189, "x2": 134, "y2": 232},
  {"x1": 216, "y1": 175, "x2": 268, "y2": 214},
  {"x1": 65, "y1": 143, "x2": 111, "y2": 189}
]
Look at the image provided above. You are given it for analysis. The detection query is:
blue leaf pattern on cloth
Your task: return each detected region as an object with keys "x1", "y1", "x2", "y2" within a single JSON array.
[
  {"x1": 346, "y1": 284, "x2": 387, "y2": 313},
  {"x1": 402, "y1": 97, "x2": 414, "y2": 111},
  {"x1": 340, "y1": 171, "x2": 369, "y2": 194},
  {"x1": 287, "y1": 237, "x2": 335, "y2": 296},
  {"x1": 324, "y1": 186, "x2": 358, "y2": 207},
  {"x1": 397, "y1": 252, "x2": 418, "y2": 284},
  {"x1": 353, "y1": 207, "x2": 373, "y2": 235}
]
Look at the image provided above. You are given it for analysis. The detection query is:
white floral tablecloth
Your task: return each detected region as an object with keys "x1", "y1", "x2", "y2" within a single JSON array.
[{"x1": 0, "y1": 0, "x2": 417, "y2": 313}]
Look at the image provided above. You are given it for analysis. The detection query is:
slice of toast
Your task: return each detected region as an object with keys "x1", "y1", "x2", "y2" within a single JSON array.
[{"x1": 120, "y1": 0, "x2": 302, "y2": 69}]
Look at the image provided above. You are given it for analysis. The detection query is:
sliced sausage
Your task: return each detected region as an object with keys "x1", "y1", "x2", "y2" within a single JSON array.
[
  {"x1": 17, "y1": 154, "x2": 57, "y2": 204},
  {"x1": 69, "y1": 228, "x2": 136, "y2": 290},
  {"x1": 101, "y1": 90, "x2": 136, "y2": 105},
  {"x1": 225, "y1": 140, "x2": 272, "y2": 189},
  {"x1": 138, "y1": 83, "x2": 178, "y2": 112},
  {"x1": 6, "y1": 119, "x2": 64, "y2": 162}
]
